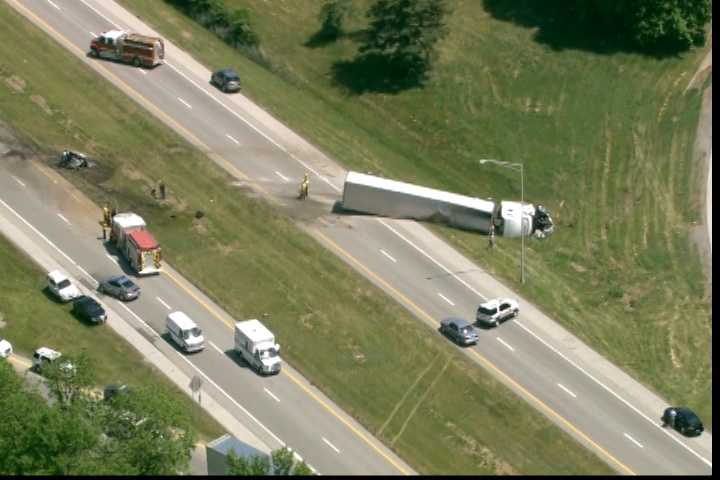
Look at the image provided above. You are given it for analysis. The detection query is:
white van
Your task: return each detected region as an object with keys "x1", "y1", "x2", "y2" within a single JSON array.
[
  {"x1": 166, "y1": 311, "x2": 205, "y2": 353},
  {"x1": 47, "y1": 270, "x2": 81, "y2": 302}
]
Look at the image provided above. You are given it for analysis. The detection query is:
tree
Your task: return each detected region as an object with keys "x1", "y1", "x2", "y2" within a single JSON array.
[
  {"x1": 228, "y1": 8, "x2": 260, "y2": 48},
  {"x1": 226, "y1": 446, "x2": 313, "y2": 475},
  {"x1": 42, "y1": 352, "x2": 95, "y2": 406},
  {"x1": 318, "y1": 0, "x2": 353, "y2": 41},
  {"x1": 359, "y1": 0, "x2": 451, "y2": 77},
  {"x1": 631, "y1": 0, "x2": 711, "y2": 49}
]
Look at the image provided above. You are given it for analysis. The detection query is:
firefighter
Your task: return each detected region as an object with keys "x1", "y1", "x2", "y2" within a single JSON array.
[
  {"x1": 102, "y1": 205, "x2": 111, "y2": 227},
  {"x1": 100, "y1": 221, "x2": 107, "y2": 240},
  {"x1": 153, "y1": 248, "x2": 162, "y2": 269},
  {"x1": 298, "y1": 173, "x2": 309, "y2": 200}
]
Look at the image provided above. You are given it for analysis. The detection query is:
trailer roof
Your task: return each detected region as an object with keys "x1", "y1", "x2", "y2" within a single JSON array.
[
  {"x1": 345, "y1": 171, "x2": 496, "y2": 212},
  {"x1": 128, "y1": 229, "x2": 159, "y2": 251},
  {"x1": 234, "y1": 319, "x2": 274, "y2": 343}
]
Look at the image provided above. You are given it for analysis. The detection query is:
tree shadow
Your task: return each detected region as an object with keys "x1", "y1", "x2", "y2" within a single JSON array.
[
  {"x1": 304, "y1": 30, "x2": 341, "y2": 49},
  {"x1": 481, "y1": 0, "x2": 689, "y2": 58},
  {"x1": 331, "y1": 53, "x2": 426, "y2": 95}
]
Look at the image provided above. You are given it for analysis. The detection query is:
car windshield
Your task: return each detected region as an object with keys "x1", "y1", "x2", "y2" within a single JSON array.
[
  {"x1": 57, "y1": 279, "x2": 72, "y2": 289},
  {"x1": 478, "y1": 306, "x2": 497, "y2": 315},
  {"x1": 183, "y1": 327, "x2": 202, "y2": 339},
  {"x1": 461, "y1": 326, "x2": 475, "y2": 335},
  {"x1": 224, "y1": 71, "x2": 239, "y2": 81},
  {"x1": 260, "y1": 348, "x2": 278, "y2": 359},
  {"x1": 119, "y1": 278, "x2": 136, "y2": 289}
]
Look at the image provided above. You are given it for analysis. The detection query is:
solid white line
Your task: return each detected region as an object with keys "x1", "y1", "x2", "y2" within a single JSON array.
[
  {"x1": 208, "y1": 341, "x2": 225, "y2": 355},
  {"x1": 56, "y1": 213, "x2": 71, "y2": 225},
  {"x1": 379, "y1": 249, "x2": 397, "y2": 263},
  {"x1": 11, "y1": 176, "x2": 25, "y2": 187},
  {"x1": 557, "y1": 383, "x2": 577, "y2": 399},
  {"x1": 322, "y1": 437, "x2": 341, "y2": 454},
  {"x1": 78, "y1": 0, "x2": 120, "y2": 28},
  {"x1": 163, "y1": 62, "x2": 341, "y2": 192},
  {"x1": 274, "y1": 171, "x2": 289, "y2": 182},
  {"x1": 156, "y1": 296, "x2": 171, "y2": 310},
  {"x1": 624, "y1": 433, "x2": 644, "y2": 449},
  {"x1": 117, "y1": 303, "x2": 158, "y2": 336},
  {"x1": 496, "y1": 337, "x2": 515, "y2": 352},
  {"x1": 437, "y1": 292, "x2": 455, "y2": 306},
  {"x1": 76, "y1": 265, "x2": 97, "y2": 285},
  {"x1": 47, "y1": 0, "x2": 60, "y2": 10},
  {"x1": 106, "y1": 254, "x2": 119, "y2": 264},
  {"x1": 225, "y1": 134, "x2": 240, "y2": 145},
  {"x1": 0, "y1": 198, "x2": 76, "y2": 266},
  {"x1": 137, "y1": 68, "x2": 147, "y2": 76},
  {"x1": 264, "y1": 388, "x2": 280, "y2": 403},
  {"x1": 177, "y1": 97, "x2": 192, "y2": 109},
  {"x1": 378, "y1": 217, "x2": 713, "y2": 468}
]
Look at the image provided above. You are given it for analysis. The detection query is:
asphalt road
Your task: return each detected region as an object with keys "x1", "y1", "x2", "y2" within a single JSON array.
[{"x1": 3, "y1": 0, "x2": 713, "y2": 475}]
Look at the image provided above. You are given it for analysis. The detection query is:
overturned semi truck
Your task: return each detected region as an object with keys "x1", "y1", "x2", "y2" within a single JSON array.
[{"x1": 341, "y1": 171, "x2": 554, "y2": 239}]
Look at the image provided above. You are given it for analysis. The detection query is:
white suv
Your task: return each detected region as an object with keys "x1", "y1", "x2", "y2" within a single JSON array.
[
  {"x1": 47, "y1": 270, "x2": 81, "y2": 302},
  {"x1": 0, "y1": 338, "x2": 12, "y2": 358},
  {"x1": 476, "y1": 298, "x2": 519, "y2": 327},
  {"x1": 31, "y1": 347, "x2": 74, "y2": 375}
]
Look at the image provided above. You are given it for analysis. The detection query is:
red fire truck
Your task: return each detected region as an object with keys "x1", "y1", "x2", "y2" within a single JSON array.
[
  {"x1": 89, "y1": 30, "x2": 165, "y2": 68},
  {"x1": 110, "y1": 212, "x2": 162, "y2": 275}
]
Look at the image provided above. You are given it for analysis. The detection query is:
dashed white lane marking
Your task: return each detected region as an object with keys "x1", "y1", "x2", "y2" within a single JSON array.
[
  {"x1": 137, "y1": 68, "x2": 147, "y2": 76},
  {"x1": 89, "y1": 31, "x2": 96, "y2": 37},
  {"x1": 208, "y1": 341, "x2": 225, "y2": 355},
  {"x1": 57, "y1": 213, "x2": 71, "y2": 225},
  {"x1": 47, "y1": 0, "x2": 60, "y2": 10},
  {"x1": 379, "y1": 249, "x2": 397, "y2": 263},
  {"x1": 225, "y1": 134, "x2": 240, "y2": 145},
  {"x1": 437, "y1": 292, "x2": 455, "y2": 306},
  {"x1": 177, "y1": 97, "x2": 192, "y2": 109},
  {"x1": 322, "y1": 437, "x2": 341, "y2": 454},
  {"x1": 156, "y1": 296, "x2": 171, "y2": 310},
  {"x1": 496, "y1": 337, "x2": 515, "y2": 352},
  {"x1": 624, "y1": 433, "x2": 644, "y2": 449},
  {"x1": 274, "y1": 171, "x2": 289, "y2": 182},
  {"x1": 264, "y1": 388, "x2": 280, "y2": 402},
  {"x1": 106, "y1": 254, "x2": 119, "y2": 264},
  {"x1": 76, "y1": 265, "x2": 97, "y2": 285},
  {"x1": 557, "y1": 383, "x2": 577, "y2": 399},
  {"x1": 11, "y1": 176, "x2": 26, "y2": 187}
]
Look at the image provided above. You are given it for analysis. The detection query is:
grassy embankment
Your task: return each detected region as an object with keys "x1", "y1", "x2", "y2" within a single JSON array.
[
  {"x1": 120, "y1": 0, "x2": 712, "y2": 427},
  {"x1": 0, "y1": 235, "x2": 225, "y2": 442},
  {"x1": 0, "y1": 2, "x2": 612, "y2": 475}
]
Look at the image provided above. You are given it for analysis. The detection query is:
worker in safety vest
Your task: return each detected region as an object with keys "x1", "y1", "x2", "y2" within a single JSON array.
[{"x1": 298, "y1": 173, "x2": 309, "y2": 200}]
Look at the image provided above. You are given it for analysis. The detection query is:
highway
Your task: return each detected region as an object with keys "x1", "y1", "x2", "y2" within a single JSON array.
[{"x1": 4, "y1": 0, "x2": 713, "y2": 475}]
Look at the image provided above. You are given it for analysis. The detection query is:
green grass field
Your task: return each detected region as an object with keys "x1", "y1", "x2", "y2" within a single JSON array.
[
  {"x1": 0, "y1": 235, "x2": 225, "y2": 443},
  {"x1": 0, "y1": 2, "x2": 613, "y2": 474},
  {"x1": 116, "y1": 0, "x2": 712, "y2": 428}
]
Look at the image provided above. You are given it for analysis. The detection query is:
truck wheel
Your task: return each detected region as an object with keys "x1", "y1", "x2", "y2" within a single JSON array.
[{"x1": 132, "y1": 57, "x2": 141, "y2": 68}]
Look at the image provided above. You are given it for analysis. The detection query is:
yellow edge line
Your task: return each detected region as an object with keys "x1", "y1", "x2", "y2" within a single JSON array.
[
  {"x1": 312, "y1": 229, "x2": 636, "y2": 476},
  {"x1": 8, "y1": 0, "x2": 632, "y2": 475}
]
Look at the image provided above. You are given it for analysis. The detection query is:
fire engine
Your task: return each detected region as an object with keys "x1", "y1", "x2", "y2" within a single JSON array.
[
  {"x1": 109, "y1": 213, "x2": 162, "y2": 275},
  {"x1": 89, "y1": 30, "x2": 165, "y2": 68}
]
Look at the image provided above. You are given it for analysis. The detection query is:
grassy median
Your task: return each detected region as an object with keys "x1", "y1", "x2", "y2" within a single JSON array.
[
  {"x1": 118, "y1": 0, "x2": 712, "y2": 429},
  {"x1": 0, "y1": 234, "x2": 225, "y2": 443},
  {"x1": 0, "y1": 2, "x2": 613, "y2": 474}
]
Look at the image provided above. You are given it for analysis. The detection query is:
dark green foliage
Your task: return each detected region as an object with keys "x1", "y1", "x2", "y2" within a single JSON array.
[
  {"x1": 165, "y1": 0, "x2": 260, "y2": 48},
  {"x1": 631, "y1": 0, "x2": 711, "y2": 49},
  {"x1": 318, "y1": 0, "x2": 353, "y2": 41},
  {"x1": 226, "y1": 446, "x2": 314, "y2": 475},
  {"x1": 0, "y1": 359, "x2": 196, "y2": 475}
]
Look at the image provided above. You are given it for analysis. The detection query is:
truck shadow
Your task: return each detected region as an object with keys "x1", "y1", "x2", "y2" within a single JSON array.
[
  {"x1": 101, "y1": 241, "x2": 143, "y2": 278},
  {"x1": 85, "y1": 52, "x2": 161, "y2": 70}
]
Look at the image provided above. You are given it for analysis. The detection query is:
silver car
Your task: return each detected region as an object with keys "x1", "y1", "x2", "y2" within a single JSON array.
[
  {"x1": 99, "y1": 275, "x2": 140, "y2": 301},
  {"x1": 440, "y1": 318, "x2": 479, "y2": 346}
]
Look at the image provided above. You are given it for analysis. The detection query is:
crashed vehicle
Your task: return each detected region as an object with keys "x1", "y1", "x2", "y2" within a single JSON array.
[{"x1": 58, "y1": 150, "x2": 93, "y2": 170}]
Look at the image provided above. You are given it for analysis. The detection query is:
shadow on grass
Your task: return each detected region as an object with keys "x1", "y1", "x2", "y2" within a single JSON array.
[
  {"x1": 331, "y1": 53, "x2": 427, "y2": 95},
  {"x1": 481, "y1": 0, "x2": 690, "y2": 58}
]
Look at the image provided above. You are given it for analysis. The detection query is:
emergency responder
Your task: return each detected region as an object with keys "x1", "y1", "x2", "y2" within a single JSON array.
[
  {"x1": 102, "y1": 205, "x2": 111, "y2": 227},
  {"x1": 298, "y1": 173, "x2": 309, "y2": 200},
  {"x1": 158, "y1": 180, "x2": 166, "y2": 200},
  {"x1": 488, "y1": 223, "x2": 496, "y2": 249}
]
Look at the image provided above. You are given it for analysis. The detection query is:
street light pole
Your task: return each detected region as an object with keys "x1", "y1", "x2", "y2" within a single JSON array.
[{"x1": 479, "y1": 158, "x2": 526, "y2": 284}]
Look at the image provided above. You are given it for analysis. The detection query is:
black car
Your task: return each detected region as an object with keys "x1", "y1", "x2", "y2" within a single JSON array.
[
  {"x1": 662, "y1": 407, "x2": 704, "y2": 436},
  {"x1": 72, "y1": 296, "x2": 107, "y2": 324},
  {"x1": 211, "y1": 68, "x2": 241, "y2": 93},
  {"x1": 440, "y1": 318, "x2": 479, "y2": 346},
  {"x1": 99, "y1": 275, "x2": 140, "y2": 301}
]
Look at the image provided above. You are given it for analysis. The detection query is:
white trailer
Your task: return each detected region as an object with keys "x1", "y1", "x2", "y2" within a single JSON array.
[
  {"x1": 341, "y1": 171, "x2": 554, "y2": 238},
  {"x1": 233, "y1": 320, "x2": 282, "y2": 375}
]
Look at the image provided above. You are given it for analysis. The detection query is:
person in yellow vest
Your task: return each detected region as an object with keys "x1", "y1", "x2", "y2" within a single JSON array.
[
  {"x1": 298, "y1": 173, "x2": 309, "y2": 200},
  {"x1": 101, "y1": 205, "x2": 111, "y2": 240}
]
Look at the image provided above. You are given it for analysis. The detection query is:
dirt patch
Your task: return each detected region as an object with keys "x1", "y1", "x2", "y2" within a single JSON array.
[
  {"x1": 4, "y1": 75, "x2": 25, "y2": 93},
  {"x1": 191, "y1": 216, "x2": 208, "y2": 235},
  {"x1": 181, "y1": 31, "x2": 192, "y2": 40},
  {"x1": 30, "y1": 95, "x2": 52, "y2": 115}
]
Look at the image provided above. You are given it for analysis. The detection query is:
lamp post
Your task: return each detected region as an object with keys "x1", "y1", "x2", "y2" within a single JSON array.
[{"x1": 478, "y1": 159, "x2": 525, "y2": 284}]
